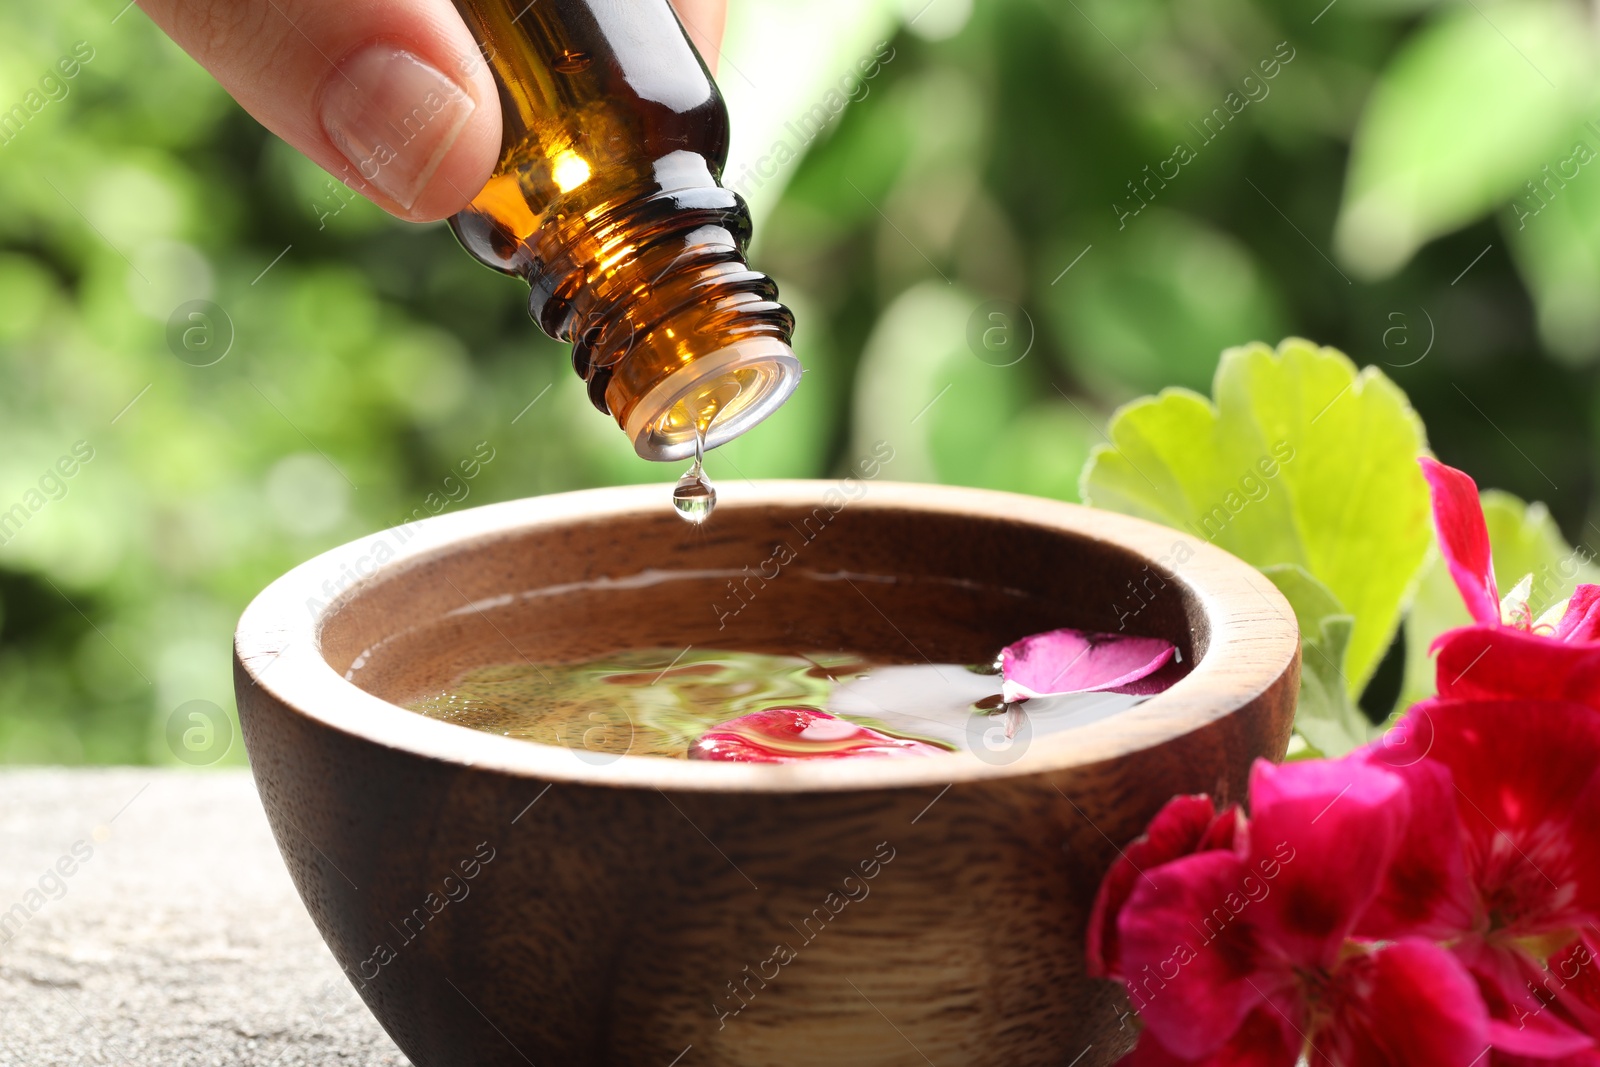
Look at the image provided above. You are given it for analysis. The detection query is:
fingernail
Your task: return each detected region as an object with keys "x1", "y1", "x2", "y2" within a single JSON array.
[{"x1": 319, "y1": 44, "x2": 476, "y2": 211}]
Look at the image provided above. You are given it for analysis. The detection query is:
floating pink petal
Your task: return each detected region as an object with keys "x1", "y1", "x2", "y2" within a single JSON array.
[
  {"x1": 688, "y1": 707, "x2": 947, "y2": 763},
  {"x1": 999, "y1": 627, "x2": 1175, "y2": 702},
  {"x1": 1419, "y1": 457, "x2": 1501, "y2": 625}
]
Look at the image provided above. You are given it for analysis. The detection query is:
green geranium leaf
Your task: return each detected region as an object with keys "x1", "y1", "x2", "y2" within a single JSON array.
[
  {"x1": 1044, "y1": 212, "x2": 1288, "y2": 397},
  {"x1": 1335, "y1": 0, "x2": 1595, "y2": 278},
  {"x1": 1262, "y1": 564, "x2": 1370, "y2": 757},
  {"x1": 1397, "y1": 488, "x2": 1599, "y2": 712},
  {"x1": 1081, "y1": 337, "x2": 1432, "y2": 698},
  {"x1": 1505, "y1": 139, "x2": 1600, "y2": 364}
]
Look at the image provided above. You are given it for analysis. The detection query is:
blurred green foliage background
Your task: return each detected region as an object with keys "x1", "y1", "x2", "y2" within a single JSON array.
[{"x1": 1, "y1": 0, "x2": 1597, "y2": 763}]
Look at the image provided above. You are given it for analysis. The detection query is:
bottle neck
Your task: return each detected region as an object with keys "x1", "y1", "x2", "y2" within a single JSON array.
[
  {"x1": 446, "y1": 0, "x2": 801, "y2": 460},
  {"x1": 454, "y1": 155, "x2": 800, "y2": 461}
]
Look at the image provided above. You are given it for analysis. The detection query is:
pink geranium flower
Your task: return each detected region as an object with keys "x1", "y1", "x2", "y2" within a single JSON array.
[
  {"x1": 1422, "y1": 456, "x2": 1506, "y2": 626},
  {"x1": 1420, "y1": 458, "x2": 1600, "y2": 705},
  {"x1": 1103, "y1": 757, "x2": 1491, "y2": 1064},
  {"x1": 1362, "y1": 698, "x2": 1600, "y2": 1060},
  {"x1": 1419, "y1": 457, "x2": 1600, "y2": 638},
  {"x1": 1433, "y1": 625, "x2": 1600, "y2": 711},
  {"x1": 1087, "y1": 794, "x2": 1241, "y2": 981},
  {"x1": 1547, "y1": 932, "x2": 1600, "y2": 1039},
  {"x1": 1087, "y1": 456, "x2": 1600, "y2": 1064}
]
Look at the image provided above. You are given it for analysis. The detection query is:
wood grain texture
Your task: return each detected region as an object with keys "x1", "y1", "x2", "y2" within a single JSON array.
[{"x1": 234, "y1": 482, "x2": 1300, "y2": 1066}]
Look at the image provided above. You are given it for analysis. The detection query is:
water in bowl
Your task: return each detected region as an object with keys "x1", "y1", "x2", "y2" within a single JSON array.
[{"x1": 405, "y1": 647, "x2": 1148, "y2": 760}]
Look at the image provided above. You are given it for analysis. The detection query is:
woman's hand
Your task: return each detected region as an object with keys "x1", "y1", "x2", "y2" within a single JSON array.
[{"x1": 137, "y1": 0, "x2": 727, "y2": 223}]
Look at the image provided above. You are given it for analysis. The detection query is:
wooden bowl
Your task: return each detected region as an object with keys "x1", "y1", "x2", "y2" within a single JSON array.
[{"x1": 234, "y1": 482, "x2": 1299, "y2": 1067}]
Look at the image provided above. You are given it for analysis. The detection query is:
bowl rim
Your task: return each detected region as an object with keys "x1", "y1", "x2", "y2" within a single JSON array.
[{"x1": 234, "y1": 481, "x2": 1298, "y2": 793}]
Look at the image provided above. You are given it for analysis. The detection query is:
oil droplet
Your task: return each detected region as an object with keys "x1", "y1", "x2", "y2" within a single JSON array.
[
  {"x1": 672, "y1": 471, "x2": 715, "y2": 524},
  {"x1": 673, "y1": 430, "x2": 716, "y2": 525}
]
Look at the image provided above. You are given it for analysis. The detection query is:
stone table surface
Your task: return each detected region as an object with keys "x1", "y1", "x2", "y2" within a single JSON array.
[{"x1": 0, "y1": 768, "x2": 411, "y2": 1066}]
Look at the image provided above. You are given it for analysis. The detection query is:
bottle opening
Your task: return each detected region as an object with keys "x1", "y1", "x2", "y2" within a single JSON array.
[{"x1": 622, "y1": 338, "x2": 802, "y2": 461}]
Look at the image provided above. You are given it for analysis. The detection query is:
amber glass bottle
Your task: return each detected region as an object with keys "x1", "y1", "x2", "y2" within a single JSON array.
[{"x1": 447, "y1": 0, "x2": 801, "y2": 461}]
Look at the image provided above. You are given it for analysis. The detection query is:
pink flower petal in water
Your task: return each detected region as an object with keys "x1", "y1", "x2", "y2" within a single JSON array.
[
  {"x1": 1419, "y1": 457, "x2": 1501, "y2": 625},
  {"x1": 688, "y1": 707, "x2": 947, "y2": 763},
  {"x1": 999, "y1": 627, "x2": 1175, "y2": 703}
]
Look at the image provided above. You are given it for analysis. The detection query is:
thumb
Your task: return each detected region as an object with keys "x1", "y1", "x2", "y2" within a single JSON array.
[{"x1": 139, "y1": 0, "x2": 502, "y2": 222}]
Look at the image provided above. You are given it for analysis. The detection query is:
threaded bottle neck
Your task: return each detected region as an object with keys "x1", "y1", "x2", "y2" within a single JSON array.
[
  {"x1": 453, "y1": 153, "x2": 800, "y2": 460},
  {"x1": 444, "y1": 0, "x2": 802, "y2": 460}
]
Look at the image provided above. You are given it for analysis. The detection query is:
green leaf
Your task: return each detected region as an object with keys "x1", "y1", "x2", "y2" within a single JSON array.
[
  {"x1": 1045, "y1": 212, "x2": 1287, "y2": 398},
  {"x1": 851, "y1": 281, "x2": 1033, "y2": 485},
  {"x1": 1504, "y1": 135, "x2": 1600, "y2": 364},
  {"x1": 1081, "y1": 337, "x2": 1432, "y2": 697},
  {"x1": 974, "y1": 404, "x2": 1093, "y2": 504},
  {"x1": 1335, "y1": 0, "x2": 1596, "y2": 278},
  {"x1": 1262, "y1": 564, "x2": 1370, "y2": 757},
  {"x1": 925, "y1": 350, "x2": 1037, "y2": 487},
  {"x1": 1397, "y1": 488, "x2": 1600, "y2": 711}
]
